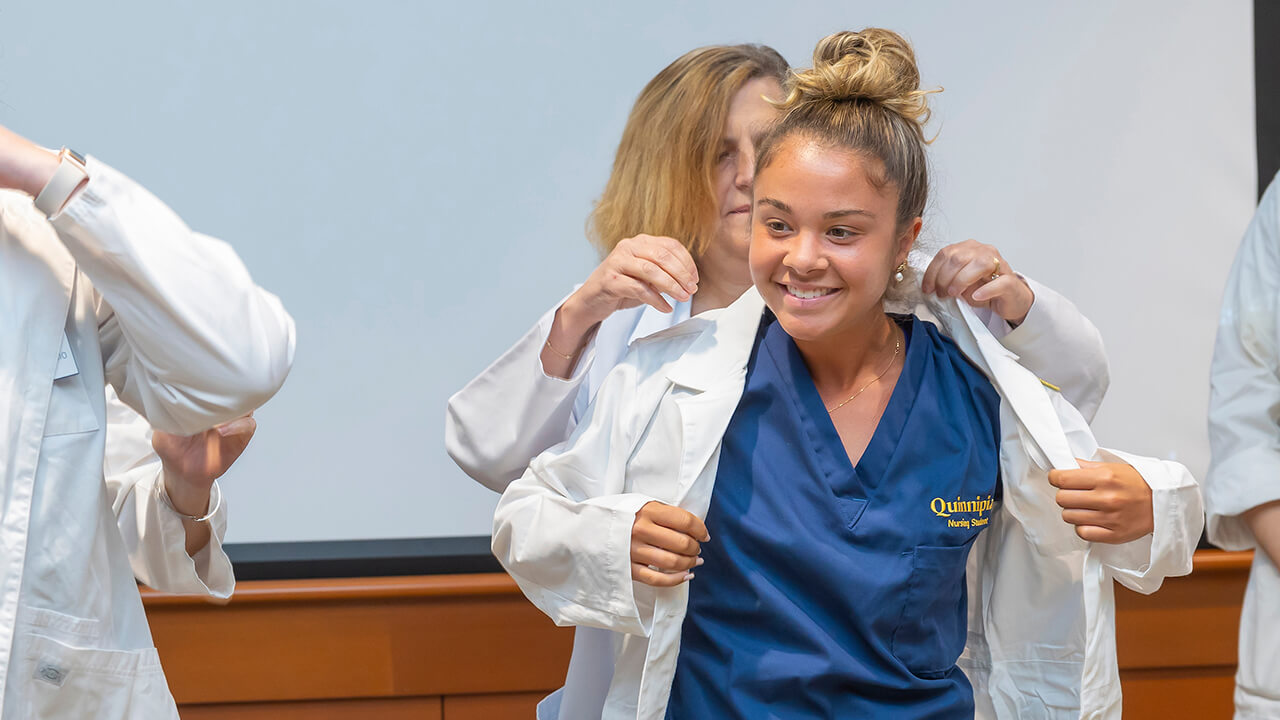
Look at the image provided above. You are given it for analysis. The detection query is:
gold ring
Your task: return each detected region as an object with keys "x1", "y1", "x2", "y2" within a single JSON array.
[{"x1": 989, "y1": 257, "x2": 1001, "y2": 281}]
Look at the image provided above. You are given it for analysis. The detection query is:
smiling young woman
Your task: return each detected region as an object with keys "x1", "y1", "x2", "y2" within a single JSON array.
[{"x1": 748, "y1": 140, "x2": 915, "y2": 464}]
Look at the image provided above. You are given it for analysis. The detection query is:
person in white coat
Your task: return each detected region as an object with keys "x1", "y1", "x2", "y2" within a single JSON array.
[
  {"x1": 491, "y1": 28, "x2": 1201, "y2": 719},
  {"x1": 1207, "y1": 172, "x2": 1280, "y2": 720},
  {"x1": 0, "y1": 125, "x2": 294, "y2": 718},
  {"x1": 448, "y1": 37, "x2": 1154, "y2": 720}
]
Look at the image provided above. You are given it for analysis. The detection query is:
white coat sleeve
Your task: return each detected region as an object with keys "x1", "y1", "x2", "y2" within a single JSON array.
[
  {"x1": 979, "y1": 276, "x2": 1110, "y2": 422},
  {"x1": 446, "y1": 293, "x2": 601, "y2": 493},
  {"x1": 1206, "y1": 176, "x2": 1280, "y2": 551},
  {"x1": 50, "y1": 157, "x2": 295, "y2": 436},
  {"x1": 1088, "y1": 448, "x2": 1203, "y2": 594},
  {"x1": 104, "y1": 386, "x2": 234, "y2": 599},
  {"x1": 492, "y1": 360, "x2": 660, "y2": 637}
]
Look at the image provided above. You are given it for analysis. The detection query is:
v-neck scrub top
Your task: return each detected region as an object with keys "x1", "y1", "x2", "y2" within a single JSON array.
[{"x1": 665, "y1": 313, "x2": 1002, "y2": 719}]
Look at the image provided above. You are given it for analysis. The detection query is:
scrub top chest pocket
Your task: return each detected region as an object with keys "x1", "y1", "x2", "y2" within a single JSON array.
[{"x1": 892, "y1": 541, "x2": 977, "y2": 678}]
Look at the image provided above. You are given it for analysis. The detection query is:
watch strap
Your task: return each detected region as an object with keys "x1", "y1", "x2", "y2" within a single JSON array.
[{"x1": 33, "y1": 148, "x2": 88, "y2": 217}]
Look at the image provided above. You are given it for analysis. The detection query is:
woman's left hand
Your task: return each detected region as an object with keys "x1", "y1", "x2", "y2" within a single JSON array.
[
  {"x1": 921, "y1": 239, "x2": 1035, "y2": 326},
  {"x1": 1048, "y1": 459, "x2": 1154, "y2": 544}
]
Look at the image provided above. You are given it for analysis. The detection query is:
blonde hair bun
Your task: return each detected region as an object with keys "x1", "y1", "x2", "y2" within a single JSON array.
[{"x1": 783, "y1": 28, "x2": 933, "y2": 133}]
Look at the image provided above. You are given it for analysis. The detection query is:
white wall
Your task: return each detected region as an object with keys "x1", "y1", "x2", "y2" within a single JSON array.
[{"x1": 0, "y1": 1, "x2": 1255, "y2": 542}]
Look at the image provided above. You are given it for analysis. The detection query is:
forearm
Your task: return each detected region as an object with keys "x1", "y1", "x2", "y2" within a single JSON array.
[
  {"x1": 1244, "y1": 501, "x2": 1280, "y2": 569},
  {"x1": 996, "y1": 277, "x2": 1109, "y2": 420},
  {"x1": 494, "y1": 478, "x2": 656, "y2": 634},
  {"x1": 541, "y1": 298, "x2": 601, "y2": 380},
  {"x1": 56, "y1": 158, "x2": 294, "y2": 433},
  {"x1": 1088, "y1": 450, "x2": 1202, "y2": 593},
  {"x1": 446, "y1": 296, "x2": 598, "y2": 491},
  {"x1": 0, "y1": 127, "x2": 60, "y2": 197},
  {"x1": 162, "y1": 475, "x2": 214, "y2": 556},
  {"x1": 114, "y1": 467, "x2": 234, "y2": 598}
]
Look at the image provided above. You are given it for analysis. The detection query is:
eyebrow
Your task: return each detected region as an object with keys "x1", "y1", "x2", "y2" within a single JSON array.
[
  {"x1": 823, "y1": 208, "x2": 876, "y2": 220},
  {"x1": 756, "y1": 198, "x2": 876, "y2": 220},
  {"x1": 724, "y1": 128, "x2": 771, "y2": 150}
]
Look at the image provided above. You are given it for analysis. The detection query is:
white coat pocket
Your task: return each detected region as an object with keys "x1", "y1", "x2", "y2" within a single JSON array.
[
  {"x1": 16, "y1": 633, "x2": 177, "y2": 720},
  {"x1": 43, "y1": 337, "x2": 100, "y2": 437}
]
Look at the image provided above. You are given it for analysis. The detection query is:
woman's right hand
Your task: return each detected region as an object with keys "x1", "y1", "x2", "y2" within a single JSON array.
[
  {"x1": 560, "y1": 234, "x2": 699, "y2": 337},
  {"x1": 630, "y1": 501, "x2": 708, "y2": 587},
  {"x1": 542, "y1": 235, "x2": 698, "y2": 378}
]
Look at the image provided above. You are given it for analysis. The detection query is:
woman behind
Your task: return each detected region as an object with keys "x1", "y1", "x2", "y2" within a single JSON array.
[{"x1": 493, "y1": 28, "x2": 1200, "y2": 719}]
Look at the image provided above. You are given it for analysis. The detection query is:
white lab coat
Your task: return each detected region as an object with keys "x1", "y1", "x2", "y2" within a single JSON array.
[
  {"x1": 492, "y1": 287, "x2": 1202, "y2": 720},
  {"x1": 1206, "y1": 174, "x2": 1280, "y2": 719},
  {"x1": 0, "y1": 158, "x2": 294, "y2": 719},
  {"x1": 448, "y1": 277, "x2": 1113, "y2": 720}
]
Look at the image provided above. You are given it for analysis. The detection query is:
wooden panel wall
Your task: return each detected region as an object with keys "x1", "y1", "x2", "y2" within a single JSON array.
[
  {"x1": 1116, "y1": 551, "x2": 1249, "y2": 718},
  {"x1": 143, "y1": 550, "x2": 1253, "y2": 719}
]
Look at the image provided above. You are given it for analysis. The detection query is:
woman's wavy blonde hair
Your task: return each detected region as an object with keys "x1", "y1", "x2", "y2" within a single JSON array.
[{"x1": 588, "y1": 44, "x2": 788, "y2": 259}]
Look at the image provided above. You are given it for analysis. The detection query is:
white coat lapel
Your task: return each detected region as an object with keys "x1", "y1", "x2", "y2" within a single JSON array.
[
  {"x1": 665, "y1": 289, "x2": 764, "y2": 510},
  {"x1": 926, "y1": 297, "x2": 1087, "y2": 556},
  {"x1": 0, "y1": 197, "x2": 78, "y2": 443},
  {"x1": 927, "y1": 297, "x2": 1079, "y2": 470},
  {"x1": 0, "y1": 196, "x2": 77, "y2": 598}
]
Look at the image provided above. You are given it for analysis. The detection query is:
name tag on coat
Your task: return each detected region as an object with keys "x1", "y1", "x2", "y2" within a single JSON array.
[{"x1": 54, "y1": 333, "x2": 79, "y2": 380}]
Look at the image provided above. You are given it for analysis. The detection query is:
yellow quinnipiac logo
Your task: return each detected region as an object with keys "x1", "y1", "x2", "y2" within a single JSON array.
[{"x1": 930, "y1": 494, "x2": 996, "y2": 529}]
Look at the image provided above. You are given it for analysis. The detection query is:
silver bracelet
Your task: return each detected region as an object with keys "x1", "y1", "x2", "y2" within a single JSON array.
[{"x1": 156, "y1": 477, "x2": 223, "y2": 523}]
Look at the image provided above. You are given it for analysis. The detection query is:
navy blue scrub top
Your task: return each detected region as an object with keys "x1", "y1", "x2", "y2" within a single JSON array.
[{"x1": 665, "y1": 312, "x2": 1002, "y2": 720}]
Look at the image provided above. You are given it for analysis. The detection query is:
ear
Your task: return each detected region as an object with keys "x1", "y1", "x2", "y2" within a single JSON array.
[{"x1": 894, "y1": 216, "x2": 922, "y2": 267}]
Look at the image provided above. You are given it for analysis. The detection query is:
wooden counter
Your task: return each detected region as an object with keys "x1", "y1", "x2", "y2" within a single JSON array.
[{"x1": 143, "y1": 550, "x2": 1253, "y2": 718}]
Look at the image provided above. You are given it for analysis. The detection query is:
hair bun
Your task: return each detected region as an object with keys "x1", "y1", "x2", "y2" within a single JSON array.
[{"x1": 784, "y1": 28, "x2": 933, "y2": 130}]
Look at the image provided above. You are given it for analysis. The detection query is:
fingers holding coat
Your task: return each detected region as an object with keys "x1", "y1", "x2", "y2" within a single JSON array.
[
  {"x1": 630, "y1": 541, "x2": 703, "y2": 573},
  {"x1": 619, "y1": 235, "x2": 699, "y2": 298},
  {"x1": 922, "y1": 239, "x2": 1004, "y2": 296},
  {"x1": 631, "y1": 562, "x2": 694, "y2": 587},
  {"x1": 639, "y1": 501, "x2": 710, "y2": 542},
  {"x1": 632, "y1": 517, "x2": 703, "y2": 557}
]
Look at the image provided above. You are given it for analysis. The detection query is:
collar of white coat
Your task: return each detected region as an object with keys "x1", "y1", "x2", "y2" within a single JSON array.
[
  {"x1": 662, "y1": 288, "x2": 766, "y2": 391},
  {"x1": 924, "y1": 295, "x2": 1080, "y2": 471},
  {"x1": 663, "y1": 287, "x2": 1079, "y2": 471}
]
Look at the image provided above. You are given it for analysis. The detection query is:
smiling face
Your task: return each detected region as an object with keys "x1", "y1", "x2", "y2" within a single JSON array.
[
  {"x1": 749, "y1": 135, "x2": 921, "y2": 345},
  {"x1": 695, "y1": 76, "x2": 784, "y2": 295}
]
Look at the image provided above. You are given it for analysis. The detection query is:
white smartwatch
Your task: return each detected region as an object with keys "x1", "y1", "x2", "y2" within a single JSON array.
[{"x1": 33, "y1": 147, "x2": 88, "y2": 217}]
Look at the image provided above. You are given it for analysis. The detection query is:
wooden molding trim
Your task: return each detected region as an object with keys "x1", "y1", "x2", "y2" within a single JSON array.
[
  {"x1": 141, "y1": 573, "x2": 521, "y2": 607},
  {"x1": 140, "y1": 549, "x2": 1255, "y2": 607},
  {"x1": 1188, "y1": 549, "x2": 1252, "y2": 573}
]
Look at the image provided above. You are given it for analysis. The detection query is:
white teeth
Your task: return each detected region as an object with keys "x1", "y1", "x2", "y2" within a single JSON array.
[{"x1": 787, "y1": 286, "x2": 836, "y2": 300}]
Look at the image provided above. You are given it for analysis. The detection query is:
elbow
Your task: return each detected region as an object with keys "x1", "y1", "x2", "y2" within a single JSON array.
[
  {"x1": 143, "y1": 316, "x2": 296, "y2": 435},
  {"x1": 1094, "y1": 355, "x2": 1111, "y2": 401},
  {"x1": 205, "y1": 304, "x2": 296, "y2": 418},
  {"x1": 226, "y1": 301, "x2": 296, "y2": 407},
  {"x1": 490, "y1": 509, "x2": 524, "y2": 578},
  {"x1": 445, "y1": 397, "x2": 517, "y2": 494}
]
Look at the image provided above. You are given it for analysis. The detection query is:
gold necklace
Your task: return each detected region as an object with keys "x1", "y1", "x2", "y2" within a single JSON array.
[{"x1": 825, "y1": 327, "x2": 902, "y2": 414}]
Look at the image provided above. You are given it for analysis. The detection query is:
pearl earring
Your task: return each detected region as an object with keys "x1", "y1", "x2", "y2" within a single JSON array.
[{"x1": 894, "y1": 262, "x2": 907, "y2": 283}]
